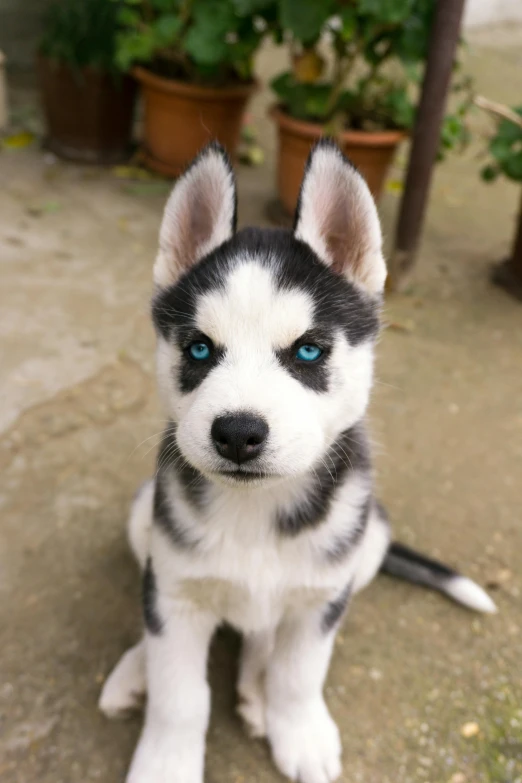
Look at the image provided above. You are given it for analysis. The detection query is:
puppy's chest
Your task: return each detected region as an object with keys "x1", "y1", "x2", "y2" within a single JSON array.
[
  {"x1": 157, "y1": 480, "x2": 364, "y2": 631},
  {"x1": 165, "y1": 523, "x2": 349, "y2": 632},
  {"x1": 176, "y1": 573, "x2": 332, "y2": 632}
]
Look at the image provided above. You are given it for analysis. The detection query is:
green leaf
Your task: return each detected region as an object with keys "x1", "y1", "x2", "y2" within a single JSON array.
[
  {"x1": 483, "y1": 105, "x2": 522, "y2": 182},
  {"x1": 150, "y1": 0, "x2": 184, "y2": 10},
  {"x1": 501, "y1": 151, "x2": 522, "y2": 182},
  {"x1": 41, "y1": 0, "x2": 122, "y2": 72},
  {"x1": 118, "y1": 7, "x2": 141, "y2": 28},
  {"x1": 271, "y1": 71, "x2": 292, "y2": 99},
  {"x1": 383, "y1": 86, "x2": 415, "y2": 129},
  {"x1": 154, "y1": 14, "x2": 183, "y2": 44},
  {"x1": 231, "y1": 0, "x2": 275, "y2": 15},
  {"x1": 495, "y1": 113, "x2": 522, "y2": 143},
  {"x1": 116, "y1": 28, "x2": 157, "y2": 69},
  {"x1": 358, "y1": 0, "x2": 415, "y2": 24},
  {"x1": 184, "y1": 25, "x2": 228, "y2": 65},
  {"x1": 392, "y1": 0, "x2": 435, "y2": 65},
  {"x1": 271, "y1": 72, "x2": 331, "y2": 120},
  {"x1": 279, "y1": 0, "x2": 334, "y2": 45},
  {"x1": 481, "y1": 164, "x2": 499, "y2": 182},
  {"x1": 339, "y1": 7, "x2": 357, "y2": 41},
  {"x1": 184, "y1": 0, "x2": 235, "y2": 66},
  {"x1": 490, "y1": 136, "x2": 513, "y2": 163}
]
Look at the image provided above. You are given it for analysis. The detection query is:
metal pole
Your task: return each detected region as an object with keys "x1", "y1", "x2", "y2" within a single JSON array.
[
  {"x1": 491, "y1": 189, "x2": 522, "y2": 301},
  {"x1": 388, "y1": 0, "x2": 466, "y2": 290}
]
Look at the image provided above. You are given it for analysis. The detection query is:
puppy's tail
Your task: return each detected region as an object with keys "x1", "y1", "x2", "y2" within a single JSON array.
[{"x1": 380, "y1": 542, "x2": 497, "y2": 614}]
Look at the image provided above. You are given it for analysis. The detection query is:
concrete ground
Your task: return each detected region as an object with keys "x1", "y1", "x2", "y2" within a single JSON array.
[{"x1": 1, "y1": 27, "x2": 521, "y2": 783}]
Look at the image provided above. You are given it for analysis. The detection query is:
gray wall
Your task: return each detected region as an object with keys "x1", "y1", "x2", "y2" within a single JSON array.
[{"x1": 465, "y1": 0, "x2": 522, "y2": 27}]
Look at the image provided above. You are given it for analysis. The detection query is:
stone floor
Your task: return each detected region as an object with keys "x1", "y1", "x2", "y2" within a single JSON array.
[{"x1": 1, "y1": 27, "x2": 521, "y2": 783}]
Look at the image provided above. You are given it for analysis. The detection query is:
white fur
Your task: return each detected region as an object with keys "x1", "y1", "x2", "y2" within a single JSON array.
[
  {"x1": 105, "y1": 464, "x2": 382, "y2": 783},
  {"x1": 351, "y1": 506, "x2": 391, "y2": 594},
  {"x1": 99, "y1": 640, "x2": 146, "y2": 719},
  {"x1": 101, "y1": 143, "x2": 493, "y2": 783},
  {"x1": 127, "y1": 480, "x2": 154, "y2": 569},
  {"x1": 444, "y1": 576, "x2": 498, "y2": 614},
  {"x1": 294, "y1": 145, "x2": 387, "y2": 296},
  {"x1": 237, "y1": 628, "x2": 274, "y2": 738},
  {"x1": 154, "y1": 146, "x2": 236, "y2": 287},
  {"x1": 158, "y1": 259, "x2": 375, "y2": 484}
]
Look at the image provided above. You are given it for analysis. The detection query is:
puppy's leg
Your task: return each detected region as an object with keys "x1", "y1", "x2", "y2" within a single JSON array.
[
  {"x1": 128, "y1": 479, "x2": 154, "y2": 569},
  {"x1": 237, "y1": 629, "x2": 274, "y2": 738},
  {"x1": 265, "y1": 606, "x2": 344, "y2": 783},
  {"x1": 99, "y1": 639, "x2": 146, "y2": 719},
  {"x1": 127, "y1": 599, "x2": 217, "y2": 783},
  {"x1": 99, "y1": 482, "x2": 154, "y2": 719}
]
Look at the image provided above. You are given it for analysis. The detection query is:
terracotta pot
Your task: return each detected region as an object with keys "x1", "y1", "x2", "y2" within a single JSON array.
[
  {"x1": 38, "y1": 56, "x2": 136, "y2": 164},
  {"x1": 271, "y1": 107, "x2": 406, "y2": 216},
  {"x1": 133, "y1": 67, "x2": 256, "y2": 177}
]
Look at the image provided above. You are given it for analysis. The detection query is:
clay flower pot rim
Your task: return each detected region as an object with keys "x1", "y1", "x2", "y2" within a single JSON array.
[
  {"x1": 133, "y1": 66, "x2": 257, "y2": 99},
  {"x1": 270, "y1": 105, "x2": 407, "y2": 145}
]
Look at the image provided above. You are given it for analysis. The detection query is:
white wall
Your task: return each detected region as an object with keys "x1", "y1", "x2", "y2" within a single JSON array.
[{"x1": 464, "y1": 0, "x2": 522, "y2": 27}]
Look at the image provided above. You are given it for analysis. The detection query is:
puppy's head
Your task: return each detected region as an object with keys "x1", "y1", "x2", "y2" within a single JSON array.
[{"x1": 152, "y1": 140, "x2": 386, "y2": 486}]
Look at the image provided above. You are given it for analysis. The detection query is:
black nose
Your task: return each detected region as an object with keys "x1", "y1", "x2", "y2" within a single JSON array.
[{"x1": 211, "y1": 412, "x2": 269, "y2": 465}]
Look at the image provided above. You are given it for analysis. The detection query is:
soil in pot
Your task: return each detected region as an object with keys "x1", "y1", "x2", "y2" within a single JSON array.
[
  {"x1": 272, "y1": 107, "x2": 406, "y2": 216},
  {"x1": 133, "y1": 67, "x2": 255, "y2": 177}
]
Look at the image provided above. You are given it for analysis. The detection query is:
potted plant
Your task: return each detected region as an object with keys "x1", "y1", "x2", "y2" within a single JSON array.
[
  {"x1": 270, "y1": 0, "x2": 472, "y2": 214},
  {"x1": 39, "y1": 0, "x2": 136, "y2": 163},
  {"x1": 478, "y1": 96, "x2": 522, "y2": 300},
  {"x1": 116, "y1": 0, "x2": 276, "y2": 176}
]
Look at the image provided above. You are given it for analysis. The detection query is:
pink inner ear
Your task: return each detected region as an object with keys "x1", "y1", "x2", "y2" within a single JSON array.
[
  {"x1": 317, "y1": 173, "x2": 372, "y2": 278},
  {"x1": 188, "y1": 190, "x2": 214, "y2": 260},
  {"x1": 170, "y1": 187, "x2": 215, "y2": 271}
]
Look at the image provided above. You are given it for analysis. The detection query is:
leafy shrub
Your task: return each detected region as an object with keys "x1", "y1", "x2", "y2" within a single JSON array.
[
  {"x1": 40, "y1": 0, "x2": 122, "y2": 73},
  {"x1": 481, "y1": 108, "x2": 522, "y2": 183},
  {"x1": 271, "y1": 0, "x2": 473, "y2": 149},
  {"x1": 115, "y1": 0, "x2": 278, "y2": 85}
]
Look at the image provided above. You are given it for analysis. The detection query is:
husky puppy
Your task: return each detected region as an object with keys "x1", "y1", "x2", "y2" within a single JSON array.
[{"x1": 99, "y1": 140, "x2": 496, "y2": 783}]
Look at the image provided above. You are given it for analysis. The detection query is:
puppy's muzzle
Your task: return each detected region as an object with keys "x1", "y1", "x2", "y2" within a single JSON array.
[{"x1": 211, "y1": 412, "x2": 268, "y2": 465}]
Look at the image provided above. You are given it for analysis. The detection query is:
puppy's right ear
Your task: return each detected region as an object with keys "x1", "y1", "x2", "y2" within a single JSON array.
[
  {"x1": 294, "y1": 139, "x2": 386, "y2": 296},
  {"x1": 154, "y1": 142, "x2": 237, "y2": 288}
]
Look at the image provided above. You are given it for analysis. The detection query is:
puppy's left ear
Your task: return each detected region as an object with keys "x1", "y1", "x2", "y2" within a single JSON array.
[
  {"x1": 154, "y1": 142, "x2": 237, "y2": 287},
  {"x1": 294, "y1": 139, "x2": 387, "y2": 296}
]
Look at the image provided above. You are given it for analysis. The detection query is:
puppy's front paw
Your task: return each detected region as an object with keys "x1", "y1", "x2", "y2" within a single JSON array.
[
  {"x1": 127, "y1": 729, "x2": 204, "y2": 783},
  {"x1": 99, "y1": 642, "x2": 145, "y2": 720},
  {"x1": 237, "y1": 685, "x2": 266, "y2": 738},
  {"x1": 267, "y1": 699, "x2": 341, "y2": 783}
]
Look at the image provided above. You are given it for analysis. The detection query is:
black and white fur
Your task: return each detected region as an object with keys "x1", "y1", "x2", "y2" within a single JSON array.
[{"x1": 99, "y1": 141, "x2": 496, "y2": 783}]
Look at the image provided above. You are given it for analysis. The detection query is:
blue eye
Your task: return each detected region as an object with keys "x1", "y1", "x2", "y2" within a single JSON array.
[
  {"x1": 188, "y1": 342, "x2": 211, "y2": 361},
  {"x1": 296, "y1": 344, "x2": 323, "y2": 362}
]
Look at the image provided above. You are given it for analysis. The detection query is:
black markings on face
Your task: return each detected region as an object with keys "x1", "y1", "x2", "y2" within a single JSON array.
[
  {"x1": 322, "y1": 583, "x2": 352, "y2": 633},
  {"x1": 153, "y1": 476, "x2": 198, "y2": 550},
  {"x1": 143, "y1": 557, "x2": 163, "y2": 635},
  {"x1": 156, "y1": 425, "x2": 207, "y2": 512},
  {"x1": 178, "y1": 336, "x2": 225, "y2": 394},
  {"x1": 153, "y1": 426, "x2": 205, "y2": 550},
  {"x1": 276, "y1": 330, "x2": 332, "y2": 393},
  {"x1": 277, "y1": 423, "x2": 371, "y2": 536},
  {"x1": 325, "y1": 496, "x2": 371, "y2": 563},
  {"x1": 255, "y1": 228, "x2": 381, "y2": 347},
  {"x1": 151, "y1": 249, "x2": 232, "y2": 393},
  {"x1": 151, "y1": 226, "x2": 379, "y2": 394}
]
